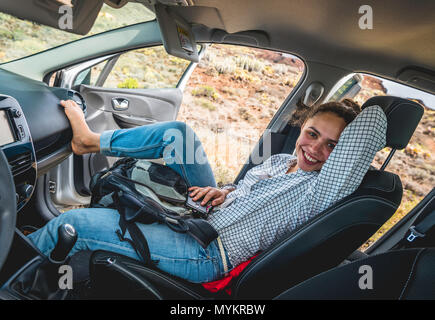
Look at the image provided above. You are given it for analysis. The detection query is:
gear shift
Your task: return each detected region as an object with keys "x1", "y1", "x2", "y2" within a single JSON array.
[
  {"x1": 50, "y1": 224, "x2": 78, "y2": 263},
  {"x1": 13, "y1": 224, "x2": 78, "y2": 299}
]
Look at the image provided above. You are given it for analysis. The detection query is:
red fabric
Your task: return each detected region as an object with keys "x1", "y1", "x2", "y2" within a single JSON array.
[{"x1": 201, "y1": 254, "x2": 259, "y2": 296}]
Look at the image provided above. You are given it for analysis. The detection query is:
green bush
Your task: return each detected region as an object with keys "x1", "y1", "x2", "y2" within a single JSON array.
[
  {"x1": 117, "y1": 77, "x2": 139, "y2": 89},
  {"x1": 191, "y1": 85, "x2": 219, "y2": 100},
  {"x1": 198, "y1": 98, "x2": 216, "y2": 111}
]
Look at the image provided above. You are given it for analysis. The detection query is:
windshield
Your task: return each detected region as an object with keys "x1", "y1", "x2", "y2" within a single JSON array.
[{"x1": 0, "y1": 3, "x2": 155, "y2": 64}]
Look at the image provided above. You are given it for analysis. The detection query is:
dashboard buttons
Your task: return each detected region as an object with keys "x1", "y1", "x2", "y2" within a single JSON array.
[
  {"x1": 17, "y1": 125, "x2": 25, "y2": 139},
  {"x1": 11, "y1": 109, "x2": 22, "y2": 118}
]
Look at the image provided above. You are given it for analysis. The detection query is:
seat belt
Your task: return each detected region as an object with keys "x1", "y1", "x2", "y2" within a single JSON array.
[
  {"x1": 395, "y1": 194, "x2": 435, "y2": 248},
  {"x1": 405, "y1": 208, "x2": 435, "y2": 243}
]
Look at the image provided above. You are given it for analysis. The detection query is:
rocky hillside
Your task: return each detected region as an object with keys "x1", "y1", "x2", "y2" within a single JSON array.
[{"x1": 178, "y1": 44, "x2": 302, "y2": 183}]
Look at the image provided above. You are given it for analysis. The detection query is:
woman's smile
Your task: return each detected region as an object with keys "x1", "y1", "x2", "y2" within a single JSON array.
[
  {"x1": 301, "y1": 150, "x2": 320, "y2": 164},
  {"x1": 295, "y1": 112, "x2": 347, "y2": 172}
]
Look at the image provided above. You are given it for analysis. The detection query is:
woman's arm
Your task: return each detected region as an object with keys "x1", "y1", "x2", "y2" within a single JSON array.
[
  {"x1": 189, "y1": 153, "x2": 293, "y2": 207},
  {"x1": 308, "y1": 105, "x2": 388, "y2": 215}
]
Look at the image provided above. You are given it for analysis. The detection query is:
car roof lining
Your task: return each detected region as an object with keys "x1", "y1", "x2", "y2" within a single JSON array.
[{"x1": 150, "y1": 0, "x2": 435, "y2": 94}]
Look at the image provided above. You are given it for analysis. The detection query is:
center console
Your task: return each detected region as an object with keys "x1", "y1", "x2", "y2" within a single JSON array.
[
  {"x1": 0, "y1": 95, "x2": 36, "y2": 212},
  {"x1": 0, "y1": 94, "x2": 40, "y2": 299},
  {"x1": 0, "y1": 224, "x2": 78, "y2": 300},
  {"x1": 0, "y1": 231, "x2": 44, "y2": 299}
]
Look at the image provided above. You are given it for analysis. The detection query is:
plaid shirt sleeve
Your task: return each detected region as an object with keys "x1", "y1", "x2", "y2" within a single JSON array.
[{"x1": 307, "y1": 105, "x2": 388, "y2": 215}]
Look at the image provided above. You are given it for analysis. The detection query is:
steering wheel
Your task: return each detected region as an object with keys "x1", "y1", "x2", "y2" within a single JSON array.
[{"x1": 0, "y1": 149, "x2": 17, "y2": 271}]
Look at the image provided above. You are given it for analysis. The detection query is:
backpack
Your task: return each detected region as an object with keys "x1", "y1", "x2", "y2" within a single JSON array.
[{"x1": 88, "y1": 157, "x2": 219, "y2": 267}]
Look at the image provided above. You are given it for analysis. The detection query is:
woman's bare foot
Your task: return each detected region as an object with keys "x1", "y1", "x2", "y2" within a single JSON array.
[{"x1": 60, "y1": 100, "x2": 101, "y2": 155}]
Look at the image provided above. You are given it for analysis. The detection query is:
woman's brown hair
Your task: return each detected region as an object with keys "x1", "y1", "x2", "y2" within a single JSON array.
[{"x1": 289, "y1": 98, "x2": 362, "y2": 127}]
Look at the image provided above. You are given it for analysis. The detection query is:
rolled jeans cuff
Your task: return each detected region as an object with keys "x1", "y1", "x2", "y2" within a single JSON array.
[{"x1": 100, "y1": 129, "x2": 116, "y2": 155}]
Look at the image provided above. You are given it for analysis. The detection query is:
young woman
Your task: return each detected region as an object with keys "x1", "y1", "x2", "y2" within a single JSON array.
[{"x1": 28, "y1": 98, "x2": 387, "y2": 283}]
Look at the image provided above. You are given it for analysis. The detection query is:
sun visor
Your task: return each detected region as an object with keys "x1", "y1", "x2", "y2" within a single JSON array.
[
  {"x1": 0, "y1": 0, "x2": 103, "y2": 35},
  {"x1": 154, "y1": 3, "x2": 199, "y2": 62}
]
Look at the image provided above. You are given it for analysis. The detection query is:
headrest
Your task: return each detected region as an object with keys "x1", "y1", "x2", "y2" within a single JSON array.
[{"x1": 361, "y1": 96, "x2": 424, "y2": 150}]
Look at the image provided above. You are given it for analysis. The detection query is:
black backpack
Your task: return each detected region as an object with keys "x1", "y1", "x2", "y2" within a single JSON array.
[{"x1": 89, "y1": 157, "x2": 218, "y2": 267}]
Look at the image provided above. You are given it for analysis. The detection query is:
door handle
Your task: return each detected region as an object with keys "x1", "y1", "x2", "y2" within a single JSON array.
[
  {"x1": 112, "y1": 113, "x2": 157, "y2": 128},
  {"x1": 111, "y1": 98, "x2": 129, "y2": 111}
]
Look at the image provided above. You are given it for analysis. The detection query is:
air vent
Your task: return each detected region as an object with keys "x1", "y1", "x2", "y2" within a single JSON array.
[{"x1": 9, "y1": 152, "x2": 32, "y2": 176}]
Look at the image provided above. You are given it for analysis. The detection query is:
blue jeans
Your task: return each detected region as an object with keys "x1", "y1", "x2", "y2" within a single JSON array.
[
  {"x1": 28, "y1": 121, "x2": 230, "y2": 283},
  {"x1": 100, "y1": 121, "x2": 216, "y2": 187}
]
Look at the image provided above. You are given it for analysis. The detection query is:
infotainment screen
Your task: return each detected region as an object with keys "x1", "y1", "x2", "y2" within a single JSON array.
[{"x1": 0, "y1": 110, "x2": 16, "y2": 146}]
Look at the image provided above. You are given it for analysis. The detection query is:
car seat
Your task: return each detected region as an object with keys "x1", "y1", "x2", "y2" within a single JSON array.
[
  {"x1": 86, "y1": 96, "x2": 424, "y2": 299},
  {"x1": 274, "y1": 247, "x2": 435, "y2": 300}
]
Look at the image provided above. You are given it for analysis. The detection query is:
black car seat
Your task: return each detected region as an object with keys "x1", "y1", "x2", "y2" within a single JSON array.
[
  {"x1": 86, "y1": 96, "x2": 424, "y2": 299},
  {"x1": 274, "y1": 247, "x2": 435, "y2": 300}
]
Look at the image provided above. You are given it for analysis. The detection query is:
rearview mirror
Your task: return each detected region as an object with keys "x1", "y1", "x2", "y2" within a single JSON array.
[
  {"x1": 328, "y1": 74, "x2": 363, "y2": 102},
  {"x1": 0, "y1": 0, "x2": 104, "y2": 35}
]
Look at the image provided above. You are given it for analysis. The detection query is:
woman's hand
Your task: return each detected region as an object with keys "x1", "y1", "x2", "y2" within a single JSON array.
[{"x1": 188, "y1": 186, "x2": 231, "y2": 206}]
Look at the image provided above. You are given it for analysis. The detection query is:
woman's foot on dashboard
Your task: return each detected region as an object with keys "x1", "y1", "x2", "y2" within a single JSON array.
[{"x1": 60, "y1": 100, "x2": 101, "y2": 155}]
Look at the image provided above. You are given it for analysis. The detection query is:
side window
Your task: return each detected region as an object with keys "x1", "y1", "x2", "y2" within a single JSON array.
[
  {"x1": 73, "y1": 59, "x2": 107, "y2": 87},
  {"x1": 73, "y1": 46, "x2": 191, "y2": 89},
  {"x1": 0, "y1": 3, "x2": 155, "y2": 64},
  {"x1": 103, "y1": 47, "x2": 190, "y2": 89},
  {"x1": 347, "y1": 74, "x2": 435, "y2": 249},
  {"x1": 178, "y1": 44, "x2": 304, "y2": 185}
]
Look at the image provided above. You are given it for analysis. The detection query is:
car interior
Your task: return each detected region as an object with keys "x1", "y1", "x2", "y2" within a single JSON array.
[{"x1": 0, "y1": 0, "x2": 434, "y2": 300}]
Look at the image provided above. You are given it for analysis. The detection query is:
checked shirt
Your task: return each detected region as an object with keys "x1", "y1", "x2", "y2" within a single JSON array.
[{"x1": 207, "y1": 105, "x2": 388, "y2": 267}]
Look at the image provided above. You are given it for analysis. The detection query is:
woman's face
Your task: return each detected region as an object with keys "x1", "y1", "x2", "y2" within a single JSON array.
[{"x1": 295, "y1": 112, "x2": 347, "y2": 172}]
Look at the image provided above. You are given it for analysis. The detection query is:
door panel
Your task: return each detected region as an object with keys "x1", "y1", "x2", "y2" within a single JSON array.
[
  {"x1": 47, "y1": 45, "x2": 198, "y2": 208},
  {"x1": 51, "y1": 86, "x2": 185, "y2": 204},
  {"x1": 14, "y1": 17, "x2": 197, "y2": 213},
  {"x1": 80, "y1": 85, "x2": 183, "y2": 128}
]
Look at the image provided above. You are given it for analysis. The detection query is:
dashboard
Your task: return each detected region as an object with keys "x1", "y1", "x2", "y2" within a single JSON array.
[
  {"x1": 0, "y1": 68, "x2": 86, "y2": 212},
  {"x1": 0, "y1": 96, "x2": 35, "y2": 211}
]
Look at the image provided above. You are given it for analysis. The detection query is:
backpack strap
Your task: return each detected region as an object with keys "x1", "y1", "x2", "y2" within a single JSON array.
[
  {"x1": 184, "y1": 219, "x2": 219, "y2": 249},
  {"x1": 116, "y1": 213, "x2": 154, "y2": 267},
  {"x1": 111, "y1": 186, "x2": 219, "y2": 267}
]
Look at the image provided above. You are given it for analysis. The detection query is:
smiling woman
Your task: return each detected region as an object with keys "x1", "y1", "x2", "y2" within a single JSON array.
[
  {"x1": 292, "y1": 113, "x2": 346, "y2": 172},
  {"x1": 288, "y1": 99, "x2": 361, "y2": 172},
  {"x1": 0, "y1": 3, "x2": 155, "y2": 64}
]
